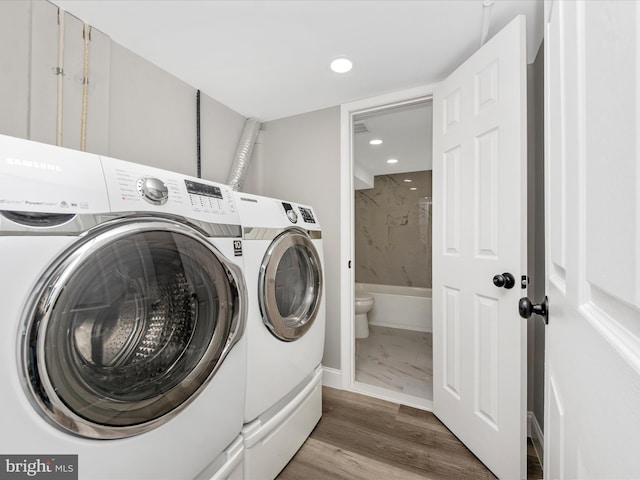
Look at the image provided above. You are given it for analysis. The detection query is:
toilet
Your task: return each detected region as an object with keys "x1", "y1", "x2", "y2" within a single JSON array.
[{"x1": 354, "y1": 293, "x2": 375, "y2": 339}]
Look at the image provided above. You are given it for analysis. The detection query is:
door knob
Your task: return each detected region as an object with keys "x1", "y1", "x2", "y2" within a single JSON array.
[
  {"x1": 493, "y1": 272, "x2": 515, "y2": 289},
  {"x1": 519, "y1": 296, "x2": 549, "y2": 324}
]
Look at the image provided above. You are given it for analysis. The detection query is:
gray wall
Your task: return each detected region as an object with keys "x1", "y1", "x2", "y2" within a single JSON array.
[
  {"x1": 527, "y1": 44, "x2": 546, "y2": 431},
  {"x1": 0, "y1": 1, "x2": 30, "y2": 140},
  {"x1": 260, "y1": 107, "x2": 342, "y2": 369},
  {"x1": 0, "y1": 0, "x2": 247, "y2": 185},
  {"x1": 108, "y1": 43, "x2": 197, "y2": 175}
]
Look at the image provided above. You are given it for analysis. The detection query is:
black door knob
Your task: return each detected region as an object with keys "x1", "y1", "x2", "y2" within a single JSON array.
[
  {"x1": 519, "y1": 296, "x2": 549, "y2": 324},
  {"x1": 493, "y1": 272, "x2": 515, "y2": 289}
]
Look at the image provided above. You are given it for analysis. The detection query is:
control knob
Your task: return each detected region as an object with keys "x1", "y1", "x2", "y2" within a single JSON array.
[
  {"x1": 286, "y1": 209, "x2": 298, "y2": 223},
  {"x1": 137, "y1": 177, "x2": 169, "y2": 205}
]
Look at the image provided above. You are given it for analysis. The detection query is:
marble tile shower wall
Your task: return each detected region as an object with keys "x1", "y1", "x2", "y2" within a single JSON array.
[{"x1": 355, "y1": 170, "x2": 432, "y2": 288}]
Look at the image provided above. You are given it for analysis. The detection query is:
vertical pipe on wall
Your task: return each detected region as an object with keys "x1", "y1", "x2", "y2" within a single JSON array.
[
  {"x1": 80, "y1": 23, "x2": 90, "y2": 151},
  {"x1": 196, "y1": 89, "x2": 201, "y2": 178},
  {"x1": 56, "y1": 9, "x2": 65, "y2": 146}
]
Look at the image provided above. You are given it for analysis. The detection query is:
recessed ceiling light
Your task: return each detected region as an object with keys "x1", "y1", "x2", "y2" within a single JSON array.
[
  {"x1": 369, "y1": 139, "x2": 383, "y2": 145},
  {"x1": 386, "y1": 158, "x2": 398, "y2": 164},
  {"x1": 403, "y1": 179, "x2": 412, "y2": 183},
  {"x1": 330, "y1": 57, "x2": 353, "y2": 73},
  {"x1": 410, "y1": 187, "x2": 417, "y2": 191}
]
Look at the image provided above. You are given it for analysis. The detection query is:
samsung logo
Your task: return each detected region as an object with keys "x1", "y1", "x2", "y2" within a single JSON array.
[{"x1": 6, "y1": 157, "x2": 62, "y2": 172}]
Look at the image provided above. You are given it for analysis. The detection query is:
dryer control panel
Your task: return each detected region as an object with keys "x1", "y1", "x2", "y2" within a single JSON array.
[
  {"x1": 280, "y1": 201, "x2": 319, "y2": 229},
  {"x1": 298, "y1": 207, "x2": 316, "y2": 224},
  {"x1": 233, "y1": 192, "x2": 321, "y2": 231}
]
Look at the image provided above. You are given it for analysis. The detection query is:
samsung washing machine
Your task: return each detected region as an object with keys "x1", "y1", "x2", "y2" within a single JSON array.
[
  {"x1": 0, "y1": 134, "x2": 247, "y2": 480},
  {"x1": 234, "y1": 192, "x2": 325, "y2": 480}
]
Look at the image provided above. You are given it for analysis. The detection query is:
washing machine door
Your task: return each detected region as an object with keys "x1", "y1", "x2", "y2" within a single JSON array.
[
  {"x1": 22, "y1": 218, "x2": 246, "y2": 439},
  {"x1": 258, "y1": 229, "x2": 323, "y2": 342}
]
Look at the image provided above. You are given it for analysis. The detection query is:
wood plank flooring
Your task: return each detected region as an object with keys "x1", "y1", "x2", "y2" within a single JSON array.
[{"x1": 277, "y1": 387, "x2": 543, "y2": 480}]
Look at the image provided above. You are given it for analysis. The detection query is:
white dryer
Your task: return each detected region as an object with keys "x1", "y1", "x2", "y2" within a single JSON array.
[
  {"x1": 0, "y1": 134, "x2": 246, "y2": 480},
  {"x1": 234, "y1": 192, "x2": 325, "y2": 480}
]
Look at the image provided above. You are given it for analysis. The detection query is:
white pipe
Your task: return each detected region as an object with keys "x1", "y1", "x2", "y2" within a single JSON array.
[
  {"x1": 480, "y1": 0, "x2": 494, "y2": 46},
  {"x1": 80, "y1": 23, "x2": 90, "y2": 151},
  {"x1": 56, "y1": 10, "x2": 65, "y2": 147}
]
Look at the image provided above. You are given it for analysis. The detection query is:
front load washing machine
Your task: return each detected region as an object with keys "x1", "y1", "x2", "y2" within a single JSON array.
[
  {"x1": 0, "y1": 134, "x2": 247, "y2": 480},
  {"x1": 234, "y1": 192, "x2": 325, "y2": 480}
]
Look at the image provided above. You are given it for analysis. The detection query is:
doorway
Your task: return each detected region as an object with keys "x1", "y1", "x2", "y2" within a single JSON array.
[
  {"x1": 339, "y1": 85, "x2": 436, "y2": 411},
  {"x1": 353, "y1": 100, "x2": 434, "y2": 408}
]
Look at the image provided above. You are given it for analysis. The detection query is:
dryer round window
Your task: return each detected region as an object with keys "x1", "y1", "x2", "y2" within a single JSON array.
[
  {"x1": 258, "y1": 229, "x2": 323, "y2": 342},
  {"x1": 21, "y1": 218, "x2": 245, "y2": 439}
]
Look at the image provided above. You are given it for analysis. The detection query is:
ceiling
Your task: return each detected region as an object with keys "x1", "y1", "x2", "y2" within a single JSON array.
[
  {"x1": 50, "y1": 0, "x2": 544, "y2": 122},
  {"x1": 354, "y1": 101, "x2": 433, "y2": 188}
]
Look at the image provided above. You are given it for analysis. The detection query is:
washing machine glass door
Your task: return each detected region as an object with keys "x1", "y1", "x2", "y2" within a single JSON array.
[
  {"x1": 259, "y1": 229, "x2": 323, "y2": 341},
  {"x1": 23, "y1": 219, "x2": 245, "y2": 439}
]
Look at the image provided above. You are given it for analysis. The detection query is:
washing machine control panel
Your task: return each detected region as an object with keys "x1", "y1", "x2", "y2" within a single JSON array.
[
  {"x1": 185, "y1": 180, "x2": 226, "y2": 213},
  {"x1": 185, "y1": 180, "x2": 223, "y2": 199},
  {"x1": 101, "y1": 156, "x2": 240, "y2": 224},
  {"x1": 137, "y1": 177, "x2": 169, "y2": 205}
]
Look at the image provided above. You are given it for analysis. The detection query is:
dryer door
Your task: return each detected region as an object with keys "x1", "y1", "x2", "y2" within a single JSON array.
[
  {"x1": 22, "y1": 218, "x2": 246, "y2": 439},
  {"x1": 259, "y1": 229, "x2": 323, "y2": 341}
]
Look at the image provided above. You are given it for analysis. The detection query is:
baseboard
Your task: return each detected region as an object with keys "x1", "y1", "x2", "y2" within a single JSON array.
[
  {"x1": 321, "y1": 366, "x2": 343, "y2": 389},
  {"x1": 528, "y1": 411, "x2": 544, "y2": 468}
]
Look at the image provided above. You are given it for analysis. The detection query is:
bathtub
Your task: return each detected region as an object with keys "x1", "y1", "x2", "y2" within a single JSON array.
[{"x1": 355, "y1": 283, "x2": 432, "y2": 333}]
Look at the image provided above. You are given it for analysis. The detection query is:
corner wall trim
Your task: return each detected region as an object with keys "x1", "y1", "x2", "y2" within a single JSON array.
[{"x1": 322, "y1": 367, "x2": 343, "y2": 389}]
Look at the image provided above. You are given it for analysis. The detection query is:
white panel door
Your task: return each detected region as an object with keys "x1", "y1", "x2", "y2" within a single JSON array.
[
  {"x1": 544, "y1": 1, "x2": 640, "y2": 478},
  {"x1": 433, "y1": 16, "x2": 527, "y2": 479}
]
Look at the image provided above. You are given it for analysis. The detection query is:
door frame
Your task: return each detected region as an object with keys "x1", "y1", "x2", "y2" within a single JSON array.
[{"x1": 338, "y1": 83, "x2": 437, "y2": 409}]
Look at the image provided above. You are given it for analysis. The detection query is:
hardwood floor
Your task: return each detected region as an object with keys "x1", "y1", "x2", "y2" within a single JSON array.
[{"x1": 277, "y1": 387, "x2": 543, "y2": 480}]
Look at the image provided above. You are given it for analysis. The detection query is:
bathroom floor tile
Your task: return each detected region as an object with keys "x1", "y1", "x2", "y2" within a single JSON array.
[{"x1": 355, "y1": 326, "x2": 432, "y2": 399}]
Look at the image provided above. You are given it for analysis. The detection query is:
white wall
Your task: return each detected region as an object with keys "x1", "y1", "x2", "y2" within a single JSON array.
[{"x1": 260, "y1": 107, "x2": 342, "y2": 369}]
